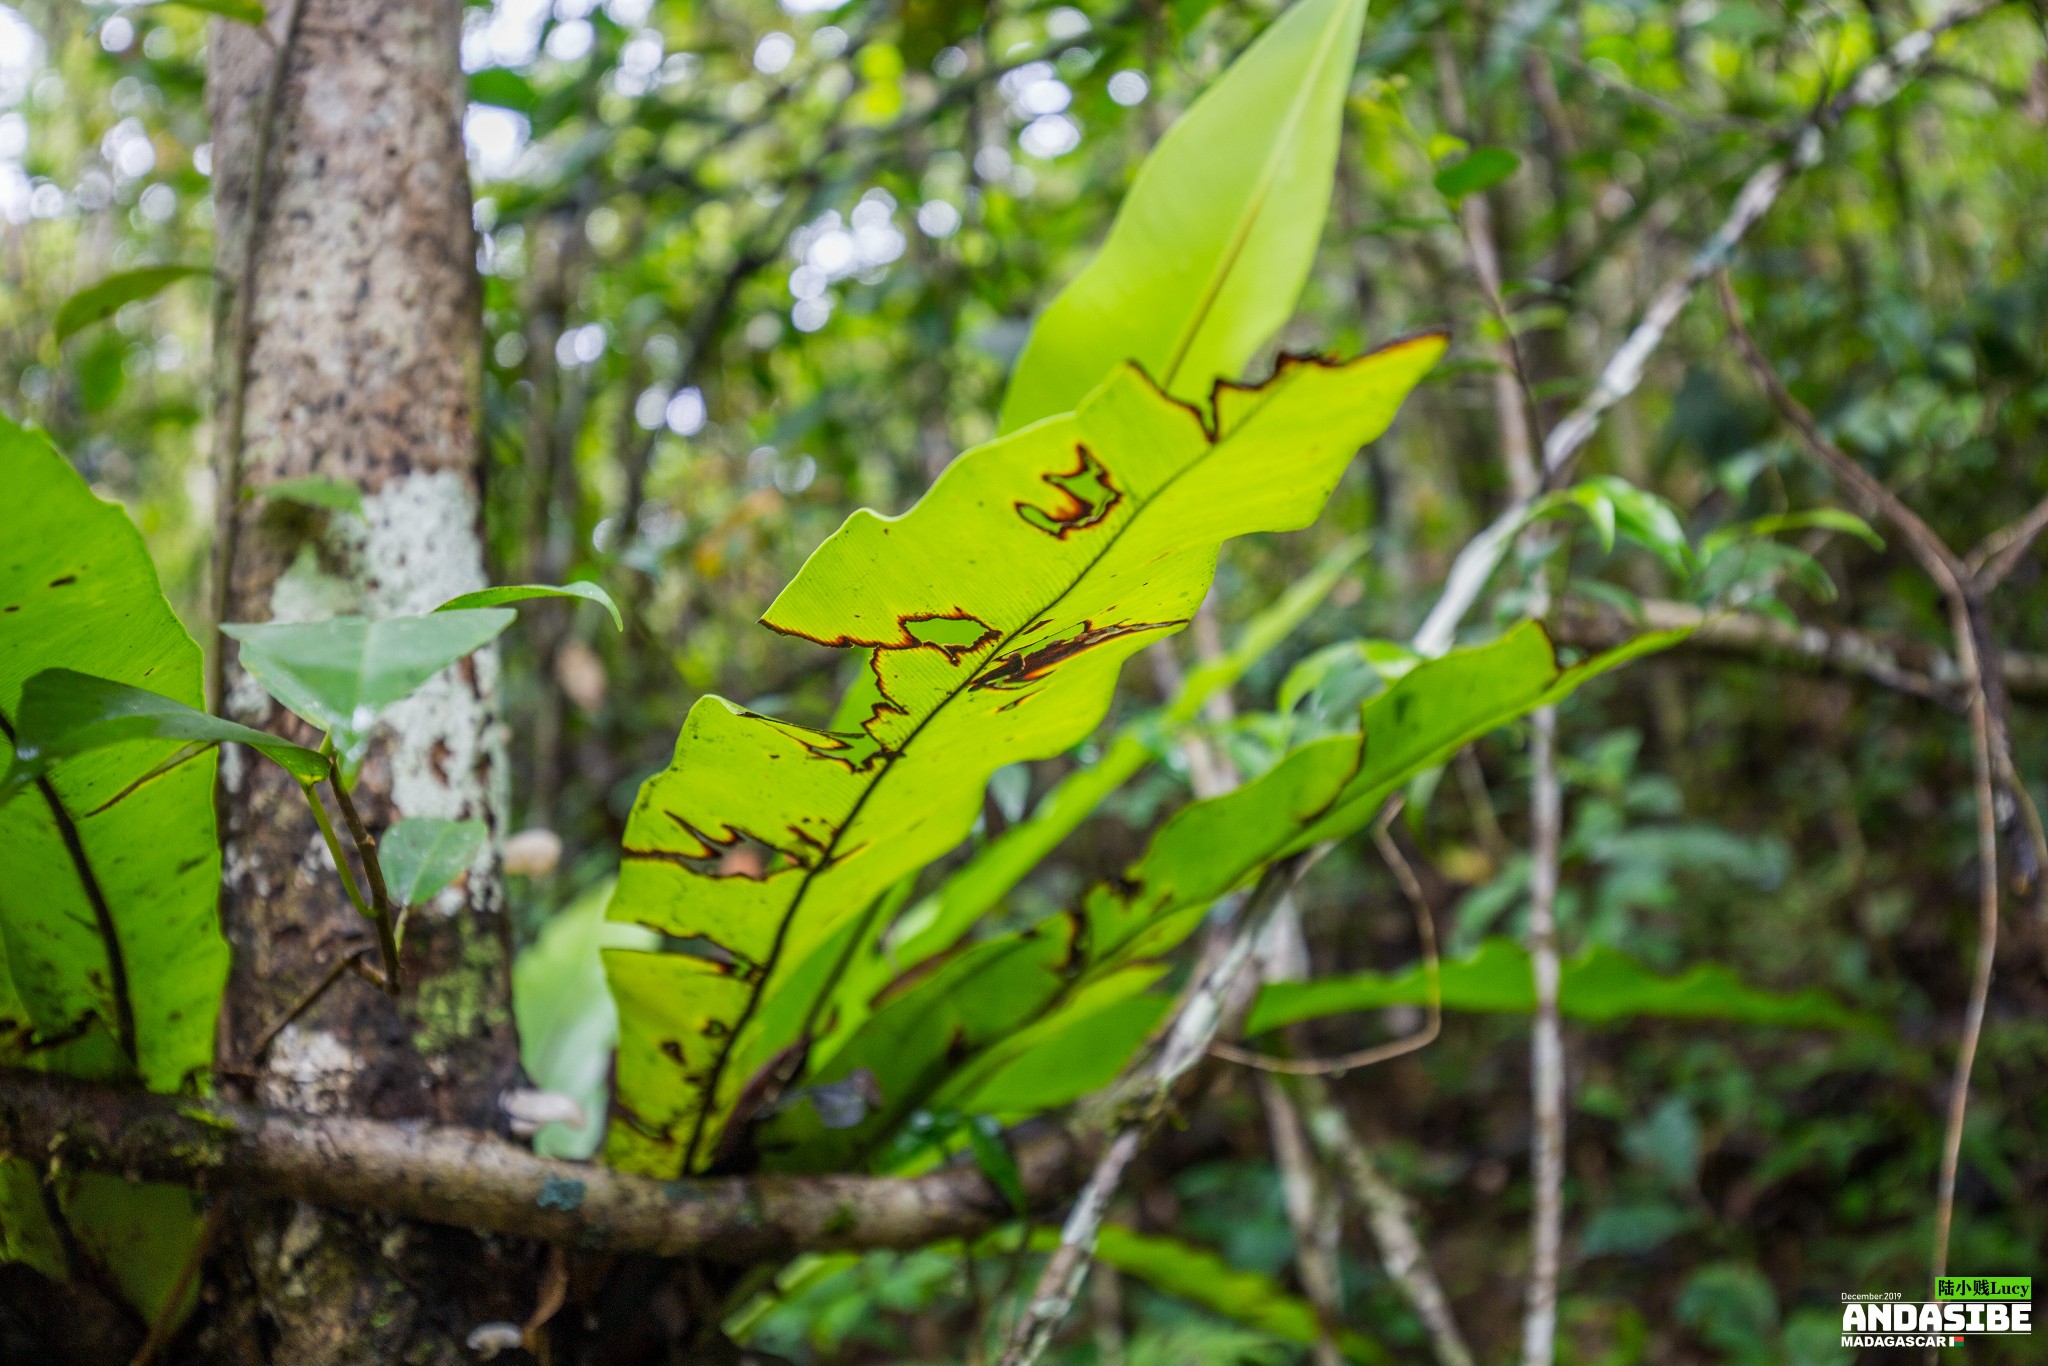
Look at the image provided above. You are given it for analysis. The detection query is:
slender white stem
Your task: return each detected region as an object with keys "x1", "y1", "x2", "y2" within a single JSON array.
[
  {"x1": 994, "y1": 858, "x2": 1309, "y2": 1366},
  {"x1": 1303, "y1": 1086, "x2": 1475, "y2": 1366},
  {"x1": 1520, "y1": 705, "x2": 1566, "y2": 1366}
]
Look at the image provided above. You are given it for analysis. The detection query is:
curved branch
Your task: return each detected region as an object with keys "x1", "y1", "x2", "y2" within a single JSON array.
[{"x1": 0, "y1": 1069, "x2": 1086, "y2": 1262}]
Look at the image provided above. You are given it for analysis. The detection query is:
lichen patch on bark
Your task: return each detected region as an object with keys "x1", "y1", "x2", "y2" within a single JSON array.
[{"x1": 259, "y1": 1027, "x2": 361, "y2": 1117}]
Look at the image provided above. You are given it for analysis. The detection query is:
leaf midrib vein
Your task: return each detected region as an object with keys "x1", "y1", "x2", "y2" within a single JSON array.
[
  {"x1": 0, "y1": 707, "x2": 138, "y2": 1070},
  {"x1": 1158, "y1": 0, "x2": 1353, "y2": 394}
]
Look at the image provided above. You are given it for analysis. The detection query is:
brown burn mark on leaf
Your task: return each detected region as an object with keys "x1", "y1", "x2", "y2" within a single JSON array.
[
  {"x1": 612, "y1": 919, "x2": 767, "y2": 982},
  {"x1": 1016, "y1": 443, "x2": 1121, "y2": 538},
  {"x1": 760, "y1": 606, "x2": 999, "y2": 663},
  {"x1": 972, "y1": 618, "x2": 1185, "y2": 691},
  {"x1": 606, "y1": 1097, "x2": 671, "y2": 1144},
  {"x1": 1204, "y1": 332, "x2": 1451, "y2": 438},
  {"x1": 627, "y1": 814, "x2": 817, "y2": 890},
  {"x1": 795, "y1": 726, "x2": 894, "y2": 774},
  {"x1": 900, "y1": 611, "x2": 1002, "y2": 664}
]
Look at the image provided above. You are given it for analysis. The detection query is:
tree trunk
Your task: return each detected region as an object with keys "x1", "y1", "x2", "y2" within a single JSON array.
[{"x1": 202, "y1": 1, "x2": 532, "y2": 1358}]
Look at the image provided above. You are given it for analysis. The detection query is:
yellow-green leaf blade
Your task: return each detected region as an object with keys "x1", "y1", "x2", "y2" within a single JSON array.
[
  {"x1": 1246, "y1": 937, "x2": 1882, "y2": 1035},
  {"x1": 997, "y1": 0, "x2": 1370, "y2": 431},
  {"x1": 606, "y1": 339, "x2": 1443, "y2": 1176}
]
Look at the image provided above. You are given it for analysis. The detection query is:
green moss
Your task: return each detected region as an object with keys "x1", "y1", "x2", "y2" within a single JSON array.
[{"x1": 409, "y1": 918, "x2": 509, "y2": 1055}]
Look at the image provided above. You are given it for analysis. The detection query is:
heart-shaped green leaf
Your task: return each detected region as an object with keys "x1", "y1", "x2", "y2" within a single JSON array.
[
  {"x1": 997, "y1": 0, "x2": 1370, "y2": 431},
  {"x1": 221, "y1": 610, "x2": 514, "y2": 757},
  {"x1": 379, "y1": 817, "x2": 489, "y2": 907}
]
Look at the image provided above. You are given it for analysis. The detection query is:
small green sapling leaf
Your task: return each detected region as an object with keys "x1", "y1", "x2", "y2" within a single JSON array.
[
  {"x1": 379, "y1": 817, "x2": 489, "y2": 906},
  {"x1": 1698, "y1": 507, "x2": 1882, "y2": 560},
  {"x1": 222, "y1": 610, "x2": 514, "y2": 759},
  {"x1": 1434, "y1": 146, "x2": 1520, "y2": 200},
  {"x1": 52, "y1": 265, "x2": 209, "y2": 345},
  {"x1": 260, "y1": 476, "x2": 365, "y2": 517}
]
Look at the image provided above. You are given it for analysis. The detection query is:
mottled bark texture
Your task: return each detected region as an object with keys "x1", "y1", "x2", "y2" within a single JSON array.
[{"x1": 204, "y1": 2, "x2": 531, "y2": 1360}]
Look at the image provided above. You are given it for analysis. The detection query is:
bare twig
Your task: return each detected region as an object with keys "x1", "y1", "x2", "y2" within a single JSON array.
[
  {"x1": 1967, "y1": 491, "x2": 2048, "y2": 589},
  {"x1": 1191, "y1": 616, "x2": 1343, "y2": 1365},
  {"x1": 239, "y1": 946, "x2": 376, "y2": 1069},
  {"x1": 1434, "y1": 33, "x2": 1542, "y2": 501},
  {"x1": 1259, "y1": 1076, "x2": 1346, "y2": 1366},
  {"x1": 1534, "y1": 42, "x2": 1773, "y2": 134},
  {"x1": 522, "y1": 1245, "x2": 570, "y2": 1350},
  {"x1": 1456, "y1": 748, "x2": 1514, "y2": 866},
  {"x1": 1410, "y1": 0, "x2": 2004, "y2": 657},
  {"x1": 1299, "y1": 1086, "x2": 1476, "y2": 1366},
  {"x1": 1211, "y1": 815, "x2": 1444, "y2": 1075},
  {"x1": 998, "y1": 1129, "x2": 1144, "y2": 1366},
  {"x1": 1221, "y1": 804, "x2": 1469, "y2": 1361},
  {"x1": 298, "y1": 779, "x2": 373, "y2": 921},
  {"x1": 1715, "y1": 278, "x2": 1971, "y2": 600},
  {"x1": 324, "y1": 765, "x2": 402, "y2": 995},
  {"x1": 996, "y1": 856, "x2": 1313, "y2": 1366}
]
